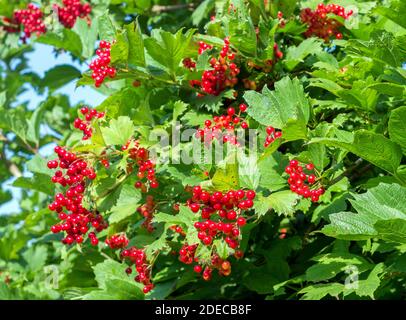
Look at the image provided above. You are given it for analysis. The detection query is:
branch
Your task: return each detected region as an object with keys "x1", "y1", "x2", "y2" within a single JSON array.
[
  {"x1": 0, "y1": 132, "x2": 22, "y2": 178},
  {"x1": 151, "y1": 3, "x2": 195, "y2": 13},
  {"x1": 0, "y1": 148, "x2": 22, "y2": 178},
  {"x1": 327, "y1": 158, "x2": 364, "y2": 187}
]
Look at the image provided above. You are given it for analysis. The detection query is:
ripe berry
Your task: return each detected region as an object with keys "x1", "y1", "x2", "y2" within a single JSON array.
[
  {"x1": 237, "y1": 217, "x2": 246, "y2": 226},
  {"x1": 239, "y1": 104, "x2": 247, "y2": 112},
  {"x1": 227, "y1": 107, "x2": 235, "y2": 116},
  {"x1": 194, "y1": 265, "x2": 203, "y2": 273}
]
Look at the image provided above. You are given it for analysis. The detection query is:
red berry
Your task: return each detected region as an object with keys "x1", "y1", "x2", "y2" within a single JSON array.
[
  {"x1": 239, "y1": 104, "x2": 247, "y2": 112},
  {"x1": 237, "y1": 217, "x2": 246, "y2": 226},
  {"x1": 227, "y1": 107, "x2": 235, "y2": 116},
  {"x1": 194, "y1": 265, "x2": 203, "y2": 273}
]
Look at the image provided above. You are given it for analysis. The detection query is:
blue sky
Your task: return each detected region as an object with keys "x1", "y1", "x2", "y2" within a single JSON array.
[{"x1": 0, "y1": 43, "x2": 106, "y2": 215}]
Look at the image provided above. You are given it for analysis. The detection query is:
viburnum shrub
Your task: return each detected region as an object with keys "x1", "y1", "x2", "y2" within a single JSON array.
[{"x1": 1, "y1": 0, "x2": 406, "y2": 301}]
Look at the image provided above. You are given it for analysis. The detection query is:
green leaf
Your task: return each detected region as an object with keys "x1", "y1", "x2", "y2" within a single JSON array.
[
  {"x1": 72, "y1": 18, "x2": 98, "y2": 59},
  {"x1": 13, "y1": 173, "x2": 55, "y2": 195},
  {"x1": 211, "y1": 150, "x2": 239, "y2": 191},
  {"x1": 144, "y1": 29, "x2": 195, "y2": 77},
  {"x1": 244, "y1": 77, "x2": 310, "y2": 133},
  {"x1": 41, "y1": 65, "x2": 81, "y2": 91},
  {"x1": 374, "y1": 219, "x2": 406, "y2": 244},
  {"x1": 258, "y1": 152, "x2": 288, "y2": 191},
  {"x1": 85, "y1": 259, "x2": 144, "y2": 300},
  {"x1": 375, "y1": 3, "x2": 406, "y2": 30},
  {"x1": 322, "y1": 183, "x2": 406, "y2": 242},
  {"x1": 22, "y1": 245, "x2": 47, "y2": 272},
  {"x1": 26, "y1": 154, "x2": 54, "y2": 176},
  {"x1": 110, "y1": 31, "x2": 129, "y2": 64},
  {"x1": 0, "y1": 106, "x2": 28, "y2": 143},
  {"x1": 255, "y1": 191, "x2": 300, "y2": 217},
  {"x1": 354, "y1": 263, "x2": 384, "y2": 299},
  {"x1": 305, "y1": 253, "x2": 372, "y2": 283},
  {"x1": 224, "y1": 0, "x2": 257, "y2": 57},
  {"x1": 389, "y1": 106, "x2": 406, "y2": 155},
  {"x1": 284, "y1": 38, "x2": 323, "y2": 70},
  {"x1": 26, "y1": 102, "x2": 47, "y2": 145},
  {"x1": 101, "y1": 116, "x2": 135, "y2": 146},
  {"x1": 37, "y1": 29, "x2": 83, "y2": 58},
  {"x1": 109, "y1": 184, "x2": 141, "y2": 224},
  {"x1": 125, "y1": 19, "x2": 146, "y2": 67},
  {"x1": 192, "y1": 0, "x2": 215, "y2": 26},
  {"x1": 367, "y1": 83, "x2": 405, "y2": 97},
  {"x1": 153, "y1": 206, "x2": 198, "y2": 226},
  {"x1": 312, "y1": 194, "x2": 348, "y2": 224},
  {"x1": 0, "y1": 91, "x2": 6, "y2": 107},
  {"x1": 98, "y1": 11, "x2": 116, "y2": 42},
  {"x1": 310, "y1": 130, "x2": 402, "y2": 175},
  {"x1": 299, "y1": 283, "x2": 345, "y2": 300},
  {"x1": 238, "y1": 152, "x2": 260, "y2": 189}
]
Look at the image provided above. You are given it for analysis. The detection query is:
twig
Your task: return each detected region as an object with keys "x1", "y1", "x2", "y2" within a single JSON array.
[
  {"x1": 0, "y1": 133, "x2": 22, "y2": 177},
  {"x1": 151, "y1": 3, "x2": 195, "y2": 13},
  {"x1": 327, "y1": 158, "x2": 364, "y2": 187}
]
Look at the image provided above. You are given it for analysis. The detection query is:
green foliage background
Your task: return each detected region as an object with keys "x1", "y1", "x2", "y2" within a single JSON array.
[{"x1": 0, "y1": 0, "x2": 405, "y2": 300}]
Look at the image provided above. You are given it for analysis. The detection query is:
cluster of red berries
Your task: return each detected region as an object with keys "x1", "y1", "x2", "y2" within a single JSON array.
[
  {"x1": 89, "y1": 40, "x2": 116, "y2": 87},
  {"x1": 198, "y1": 41, "x2": 213, "y2": 55},
  {"x1": 136, "y1": 195, "x2": 156, "y2": 232},
  {"x1": 285, "y1": 160, "x2": 325, "y2": 202},
  {"x1": 122, "y1": 247, "x2": 154, "y2": 294},
  {"x1": 99, "y1": 151, "x2": 110, "y2": 168},
  {"x1": 47, "y1": 146, "x2": 107, "y2": 245},
  {"x1": 12, "y1": 3, "x2": 46, "y2": 41},
  {"x1": 105, "y1": 233, "x2": 129, "y2": 249},
  {"x1": 54, "y1": 0, "x2": 92, "y2": 29},
  {"x1": 47, "y1": 146, "x2": 97, "y2": 185},
  {"x1": 191, "y1": 38, "x2": 239, "y2": 96},
  {"x1": 187, "y1": 187, "x2": 254, "y2": 250},
  {"x1": 200, "y1": 256, "x2": 233, "y2": 280},
  {"x1": 122, "y1": 140, "x2": 158, "y2": 192},
  {"x1": 300, "y1": 3, "x2": 353, "y2": 41},
  {"x1": 182, "y1": 57, "x2": 196, "y2": 70},
  {"x1": 179, "y1": 243, "x2": 243, "y2": 281},
  {"x1": 264, "y1": 126, "x2": 282, "y2": 148},
  {"x1": 179, "y1": 243, "x2": 198, "y2": 265},
  {"x1": 195, "y1": 104, "x2": 249, "y2": 145},
  {"x1": 73, "y1": 107, "x2": 105, "y2": 140}
]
